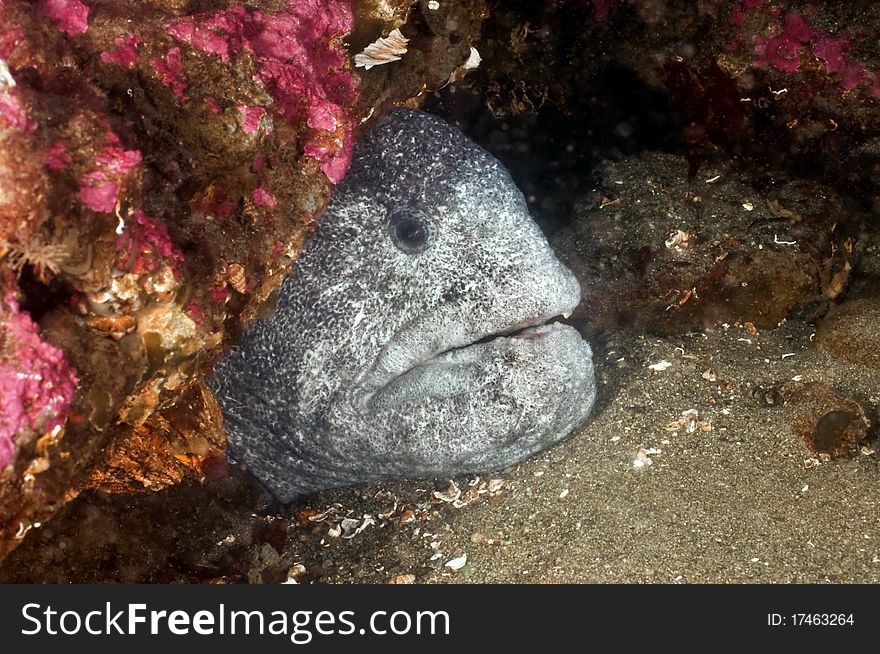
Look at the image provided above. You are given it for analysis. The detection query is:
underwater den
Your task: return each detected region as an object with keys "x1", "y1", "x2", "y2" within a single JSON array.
[{"x1": 1, "y1": 0, "x2": 880, "y2": 583}]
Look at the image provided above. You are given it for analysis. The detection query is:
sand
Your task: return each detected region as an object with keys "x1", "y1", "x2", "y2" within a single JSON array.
[
  {"x1": 283, "y1": 319, "x2": 880, "y2": 584},
  {"x1": 3, "y1": 314, "x2": 880, "y2": 583}
]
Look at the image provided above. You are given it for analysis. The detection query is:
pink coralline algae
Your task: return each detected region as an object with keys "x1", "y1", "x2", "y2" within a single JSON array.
[
  {"x1": 758, "y1": 35, "x2": 802, "y2": 74},
  {"x1": 100, "y1": 34, "x2": 141, "y2": 69},
  {"x1": 0, "y1": 91, "x2": 28, "y2": 131},
  {"x1": 0, "y1": 62, "x2": 30, "y2": 132},
  {"x1": 45, "y1": 141, "x2": 71, "y2": 170},
  {"x1": 152, "y1": 47, "x2": 188, "y2": 102},
  {"x1": 238, "y1": 105, "x2": 268, "y2": 134},
  {"x1": 79, "y1": 143, "x2": 142, "y2": 213},
  {"x1": 41, "y1": 0, "x2": 89, "y2": 36},
  {"x1": 749, "y1": 11, "x2": 874, "y2": 92},
  {"x1": 186, "y1": 299, "x2": 205, "y2": 326},
  {"x1": 199, "y1": 189, "x2": 235, "y2": 220},
  {"x1": 0, "y1": 30, "x2": 24, "y2": 60},
  {"x1": 115, "y1": 209, "x2": 183, "y2": 276},
  {"x1": 0, "y1": 285, "x2": 78, "y2": 469},
  {"x1": 812, "y1": 36, "x2": 868, "y2": 91},
  {"x1": 165, "y1": 0, "x2": 358, "y2": 183},
  {"x1": 0, "y1": 28, "x2": 27, "y2": 130},
  {"x1": 208, "y1": 283, "x2": 229, "y2": 304},
  {"x1": 752, "y1": 13, "x2": 810, "y2": 74},
  {"x1": 251, "y1": 185, "x2": 276, "y2": 208}
]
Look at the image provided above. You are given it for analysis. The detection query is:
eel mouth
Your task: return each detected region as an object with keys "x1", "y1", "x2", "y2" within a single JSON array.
[
  {"x1": 452, "y1": 311, "x2": 573, "y2": 349},
  {"x1": 352, "y1": 307, "x2": 576, "y2": 410}
]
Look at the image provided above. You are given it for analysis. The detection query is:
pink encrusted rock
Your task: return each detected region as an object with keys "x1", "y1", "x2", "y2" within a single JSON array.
[
  {"x1": 0, "y1": 97, "x2": 45, "y2": 245},
  {"x1": 0, "y1": 92, "x2": 28, "y2": 131},
  {"x1": 186, "y1": 299, "x2": 205, "y2": 326},
  {"x1": 0, "y1": 61, "x2": 30, "y2": 132},
  {"x1": 41, "y1": 0, "x2": 89, "y2": 36},
  {"x1": 165, "y1": 0, "x2": 358, "y2": 183},
  {"x1": 303, "y1": 132, "x2": 351, "y2": 184},
  {"x1": 238, "y1": 105, "x2": 268, "y2": 133},
  {"x1": 152, "y1": 47, "x2": 188, "y2": 102},
  {"x1": 79, "y1": 180, "x2": 117, "y2": 213},
  {"x1": 742, "y1": 9, "x2": 877, "y2": 94},
  {"x1": 115, "y1": 208, "x2": 183, "y2": 275},
  {"x1": 166, "y1": 8, "x2": 237, "y2": 61},
  {"x1": 200, "y1": 189, "x2": 235, "y2": 220},
  {"x1": 45, "y1": 140, "x2": 71, "y2": 169},
  {"x1": 0, "y1": 281, "x2": 78, "y2": 469},
  {"x1": 251, "y1": 185, "x2": 276, "y2": 208},
  {"x1": 0, "y1": 29, "x2": 24, "y2": 59},
  {"x1": 813, "y1": 35, "x2": 868, "y2": 91},
  {"x1": 751, "y1": 13, "x2": 813, "y2": 74},
  {"x1": 306, "y1": 104, "x2": 338, "y2": 132},
  {"x1": 100, "y1": 34, "x2": 141, "y2": 69},
  {"x1": 79, "y1": 142, "x2": 142, "y2": 213},
  {"x1": 208, "y1": 283, "x2": 229, "y2": 304},
  {"x1": 782, "y1": 13, "x2": 811, "y2": 43},
  {"x1": 95, "y1": 145, "x2": 141, "y2": 175},
  {"x1": 760, "y1": 33, "x2": 803, "y2": 73}
]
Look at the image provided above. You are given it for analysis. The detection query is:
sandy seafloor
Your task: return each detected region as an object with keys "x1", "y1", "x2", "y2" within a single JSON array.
[
  {"x1": 297, "y1": 319, "x2": 880, "y2": 584},
  {"x1": 2, "y1": 315, "x2": 879, "y2": 584}
]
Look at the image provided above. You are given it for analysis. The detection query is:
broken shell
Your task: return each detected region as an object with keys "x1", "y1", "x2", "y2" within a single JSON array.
[
  {"x1": 665, "y1": 229, "x2": 694, "y2": 250},
  {"x1": 445, "y1": 553, "x2": 467, "y2": 570},
  {"x1": 142, "y1": 264, "x2": 179, "y2": 303},
  {"x1": 306, "y1": 506, "x2": 337, "y2": 522},
  {"x1": 389, "y1": 573, "x2": 416, "y2": 584},
  {"x1": 341, "y1": 514, "x2": 376, "y2": 539},
  {"x1": 355, "y1": 29, "x2": 409, "y2": 70},
  {"x1": 463, "y1": 47, "x2": 481, "y2": 70},
  {"x1": 751, "y1": 385, "x2": 782, "y2": 406},
  {"x1": 85, "y1": 313, "x2": 138, "y2": 340},
  {"x1": 487, "y1": 478, "x2": 505, "y2": 494},
  {"x1": 24, "y1": 456, "x2": 50, "y2": 477},
  {"x1": 86, "y1": 289, "x2": 114, "y2": 305},
  {"x1": 285, "y1": 564, "x2": 308, "y2": 584},
  {"x1": 633, "y1": 448, "x2": 652, "y2": 468},
  {"x1": 433, "y1": 480, "x2": 462, "y2": 503}
]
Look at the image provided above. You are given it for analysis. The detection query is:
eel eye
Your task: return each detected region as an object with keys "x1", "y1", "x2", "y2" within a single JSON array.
[{"x1": 389, "y1": 208, "x2": 430, "y2": 254}]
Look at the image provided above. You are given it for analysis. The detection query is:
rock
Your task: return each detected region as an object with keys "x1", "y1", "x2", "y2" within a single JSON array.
[
  {"x1": 0, "y1": 0, "x2": 489, "y2": 563},
  {"x1": 551, "y1": 153, "x2": 855, "y2": 336},
  {"x1": 85, "y1": 381, "x2": 226, "y2": 493},
  {"x1": 782, "y1": 382, "x2": 870, "y2": 459}
]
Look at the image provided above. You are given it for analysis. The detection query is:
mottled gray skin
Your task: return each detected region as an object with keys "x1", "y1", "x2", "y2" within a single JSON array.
[{"x1": 209, "y1": 109, "x2": 596, "y2": 501}]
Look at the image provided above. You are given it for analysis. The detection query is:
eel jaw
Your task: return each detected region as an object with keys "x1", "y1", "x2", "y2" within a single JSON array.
[{"x1": 351, "y1": 305, "x2": 579, "y2": 412}]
